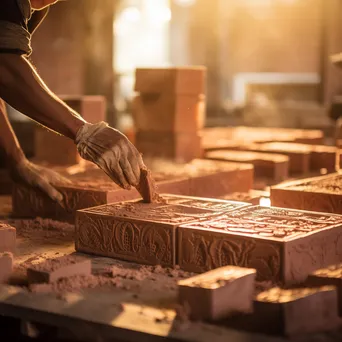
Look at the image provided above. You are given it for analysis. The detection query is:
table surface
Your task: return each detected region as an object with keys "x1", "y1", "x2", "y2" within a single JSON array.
[{"x1": 0, "y1": 195, "x2": 341, "y2": 342}]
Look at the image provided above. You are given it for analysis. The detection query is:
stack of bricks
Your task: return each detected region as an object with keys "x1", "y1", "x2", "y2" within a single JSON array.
[
  {"x1": 133, "y1": 67, "x2": 206, "y2": 162},
  {"x1": 35, "y1": 95, "x2": 106, "y2": 165}
]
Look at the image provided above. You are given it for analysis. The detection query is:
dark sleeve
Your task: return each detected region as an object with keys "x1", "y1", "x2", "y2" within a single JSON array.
[
  {"x1": 28, "y1": 7, "x2": 50, "y2": 35},
  {"x1": 0, "y1": 0, "x2": 27, "y2": 55},
  {"x1": 0, "y1": 0, "x2": 25, "y2": 26}
]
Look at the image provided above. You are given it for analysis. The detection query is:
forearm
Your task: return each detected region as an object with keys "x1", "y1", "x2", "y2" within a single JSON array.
[
  {"x1": 0, "y1": 99, "x2": 25, "y2": 165},
  {"x1": 0, "y1": 54, "x2": 86, "y2": 139}
]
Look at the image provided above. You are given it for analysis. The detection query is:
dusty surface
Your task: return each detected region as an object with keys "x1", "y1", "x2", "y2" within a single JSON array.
[
  {"x1": 256, "y1": 287, "x2": 334, "y2": 303},
  {"x1": 83, "y1": 201, "x2": 214, "y2": 223},
  {"x1": 311, "y1": 264, "x2": 342, "y2": 278},
  {"x1": 289, "y1": 175, "x2": 342, "y2": 194}
]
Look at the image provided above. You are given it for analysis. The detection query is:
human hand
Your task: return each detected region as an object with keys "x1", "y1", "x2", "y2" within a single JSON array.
[
  {"x1": 75, "y1": 122, "x2": 144, "y2": 189},
  {"x1": 9, "y1": 158, "x2": 71, "y2": 204}
]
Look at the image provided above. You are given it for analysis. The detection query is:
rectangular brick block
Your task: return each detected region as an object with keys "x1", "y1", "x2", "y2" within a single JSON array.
[
  {"x1": 135, "y1": 131, "x2": 203, "y2": 163},
  {"x1": 205, "y1": 150, "x2": 289, "y2": 182},
  {"x1": 270, "y1": 173, "x2": 342, "y2": 214},
  {"x1": 134, "y1": 67, "x2": 206, "y2": 95},
  {"x1": 12, "y1": 160, "x2": 253, "y2": 222},
  {"x1": 35, "y1": 126, "x2": 80, "y2": 166},
  {"x1": 132, "y1": 94, "x2": 205, "y2": 133},
  {"x1": 178, "y1": 266, "x2": 256, "y2": 321},
  {"x1": 75, "y1": 201, "x2": 215, "y2": 267},
  {"x1": 27, "y1": 255, "x2": 91, "y2": 284},
  {"x1": 0, "y1": 223, "x2": 16, "y2": 253},
  {"x1": 202, "y1": 127, "x2": 324, "y2": 151},
  {"x1": 0, "y1": 252, "x2": 13, "y2": 283},
  {"x1": 178, "y1": 206, "x2": 342, "y2": 285},
  {"x1": 306, "y1": 264, "x2": 342, "y2": 316},
  {"x1": 59, "y1": 95, "x2": 106, "y2": 123},
  {"x1": 251, "y1": 287, "x2": 339, "y2": 336}
]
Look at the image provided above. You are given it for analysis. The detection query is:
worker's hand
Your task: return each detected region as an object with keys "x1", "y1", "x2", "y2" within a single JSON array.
[
  {"x1": 75, "y1": 122, "x2": 144, "y2": 189},
  {"x1": 9, "y1": 158, "x2": 71, "y2": 205}
]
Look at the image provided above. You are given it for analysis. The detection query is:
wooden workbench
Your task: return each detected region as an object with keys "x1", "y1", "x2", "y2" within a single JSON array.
[{"x1": 0, "y1": 195, "x2": 341, "y2": 342}]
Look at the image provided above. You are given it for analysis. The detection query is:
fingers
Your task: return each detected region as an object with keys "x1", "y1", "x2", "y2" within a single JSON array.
[
  {"x1": 35, "y1": 176, "x2": 64, "y2": 204},
  {"x1": 109, "y1": 162, "x2": 131, "y2": 190},
  {"x1": 120, "y1": 158, "x2": 138, "y2": 187}
]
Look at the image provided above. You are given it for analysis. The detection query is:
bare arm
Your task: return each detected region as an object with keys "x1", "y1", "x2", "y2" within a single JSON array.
[
  {"x1": 0, "y1": 99, "x2": 25, "y2": 166},
  {"x1": 0, "y1": 53, "x2": 85, "y2": 139}
]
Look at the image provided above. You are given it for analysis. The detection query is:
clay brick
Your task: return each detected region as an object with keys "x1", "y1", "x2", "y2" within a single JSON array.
[
  {"x1": 134, "y1": 67, "x2": 206, "y2": 95},
  {"x1": 306, "y1": 264, "x2": 342, "y2": 316},
  {"x1": 178, "y1": 266, "x2": 256, "y2": 321},
  {"x1": 59, "y1": 95, "x2": 106, "y2": 123},
  {"x1": 251, "y1": 287, "x2": 339, "y2": 336},
  {"x1": 75, "y1": 201, "x2": 214, "y2": 267},
  {"x1": 162, "y1": 194, "x2": 249, "y2": 212},
  {"x1": 27, "y1": 255, "x2": 91, "y2": 284},
  {"x1": 0, "y1": 223, "x2": 16, "y2": 253},
  {"x1": 34, "y1": 96, "x2": 106, "y2": 166},
  {"x1": 205, "y1": 150, "x2": 289, "y2": 182},
  {"x1": 135, "y1": 131, "x2": 203, "y2": 162},
  {"x1": 132, "y1": 94, "x2": 205, "y2": 133},
  {"x1": 178, "y1": 206, "x2": 342, "y2": 285},
  {"x1": 12, "y1": 160, "x2": 253, "y2": 222},
  {"x1": 270, "y1": 173, "x2": 342, "y2": 214},
  {"x1": 202, "y1": 127, "x2": 324, "y2": 151},
  {"x1": 308, "y1": 145, "x2": 341, "y2": 172},
  {"x1": 35, "y1": 126, "x2": 80, "y2": 166},
  {"x1": 0, "y1": 252, "x2": 13, "y2": 283}
]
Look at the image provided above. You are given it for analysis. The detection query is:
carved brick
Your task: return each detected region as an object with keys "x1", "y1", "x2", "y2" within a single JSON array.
[
  {"x1": 178, "y1": 206, "x2": 342, "y2": 285},
  {"x1": 251, "y1": 287, "x2": 339, "y2": 336},
  {"x1": 75, "y1": 201, "x2": 215, "y2": 267},
  {"x1": 0, "y1": 252, "x2": 13, "y2": 283},
  {"x1": 306, "y1": 264, "x2": 342, "y2": 316},
  {"x1": 27, "y1": 255, "x2": 92, "y2": 284},
  {"x1": 0, "y1": 223, "x2": 16, "y2": 253},
  {"x1": 135, "y1": 131, "x2": 203, "y2": 162},
  {"x1": 271, "y1": 173, "x2": 342, "y2": 214},
  {"x1": 178, "y1": 266, "x2": 256, "y2": 321},
  {"x1": 12, "y1": 160, "x2": 253, "y2": 222},
  {"x1": 134, "y1": 67, "x2": 206, "y2": 95},
  {"x1": 205, "y1": 150, "x2": 289, "y2": 182},
  {"x1": 132, "y1": 94, "x2": 205, "y2": 133}
]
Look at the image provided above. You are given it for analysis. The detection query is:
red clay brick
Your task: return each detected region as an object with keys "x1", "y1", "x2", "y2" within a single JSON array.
[
  {"x1": 134, "y1": 67, "x2": 206, "y2": 95},
  {"x1": 251, "y1": 287, "x2": 339, "y2": 336},
  {"x1": 306, "y1": 264, "x2": 342, "y2": 316},
  {"x1": 0, "y1": 223, "x2": 16, "y2": 253},
  {"x1": 178, "y1": 266, "x2": 256, "y2": 321},
  {"x1": 135, "y1": 131, "x2": 203, "y2": 162},
  {"x1": 0, "y1": 252, "x2": 13, "y2": 283},
  {"x1": 178, "y1": 206, "x2": 342, "y2": 285},
  {"x1": 271, "y1": 173, "x2": 342, "y2": 214},
  {"x1": 132, "y1": 93, "x2": 205, "y2": 133},
  {"x1": 205, "y1": 150, "x2": 289, "y2": 182},
  {"x1": 27, "y1": 255, "x2": 91, "y2": 284},
  {"x1": 75, "y1": 201, "x2": 215, "y2": 267}
]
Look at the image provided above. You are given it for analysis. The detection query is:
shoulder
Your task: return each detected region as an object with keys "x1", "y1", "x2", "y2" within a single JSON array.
[{"x1": 0, "y1": 0, "x2": 25, "y2": 25}]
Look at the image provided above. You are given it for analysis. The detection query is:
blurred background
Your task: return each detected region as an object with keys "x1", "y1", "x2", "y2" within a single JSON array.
[{"x1": 7, "y1": 0, "x2": 342, "y2": 144}]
